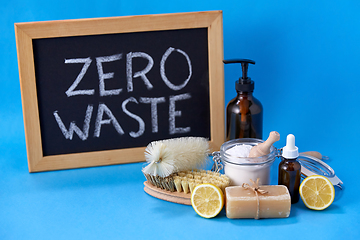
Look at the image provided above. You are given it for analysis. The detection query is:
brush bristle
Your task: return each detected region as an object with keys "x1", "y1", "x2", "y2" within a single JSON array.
[
  {"x1": 144, "y1": 170, "x2": 230, "y2": 193},
  {"x1": 142, "y1": 137, "x2": 210, "y2": 178}
]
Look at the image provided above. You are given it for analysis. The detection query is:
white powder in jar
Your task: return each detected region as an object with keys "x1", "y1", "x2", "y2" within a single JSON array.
[
  {"x1": 223, "y1": 143, "x2": 273, "y2": 186},
  {"x1": 225, "y1": 144, "x2": 252, "y2": 158}
]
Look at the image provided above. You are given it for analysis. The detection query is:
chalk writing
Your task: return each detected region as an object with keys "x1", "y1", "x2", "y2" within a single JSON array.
[
  {"x1": 54, "y1": 94, "x2": 192, "y2": 140},
  {"x1": 160, "y1": 47, "x2": 192, "y2": 91},
  {"x1": 96, "y1": 53, "x2": 123, "y2": 96},
  {"x1": 64, "y1": 57, "x2": 94, "y2": 97},
  {"x1": 126, "y1": 52, "x2": 154, "y2": 92},
  {"x1": 53, "y1": 104, "x2": 93, "y2": 140},
  {"x1": 53, "y1": 46, "x2": 196, "y2": 140}
]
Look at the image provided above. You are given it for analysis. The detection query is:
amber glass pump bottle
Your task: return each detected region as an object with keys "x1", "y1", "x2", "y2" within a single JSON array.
[{"x1": 224, "y1": 59, "x2": 263, "y2": 140}]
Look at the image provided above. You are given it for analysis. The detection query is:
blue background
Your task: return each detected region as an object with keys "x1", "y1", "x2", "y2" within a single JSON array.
[{"x1": 1, "y1": 0, "x2": 359, "y2": 239}]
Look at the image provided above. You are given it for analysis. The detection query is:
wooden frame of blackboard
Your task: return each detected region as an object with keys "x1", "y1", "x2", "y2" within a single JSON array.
[{"x1": 15, "y1": 11, "x2": 225, "y2": 172}]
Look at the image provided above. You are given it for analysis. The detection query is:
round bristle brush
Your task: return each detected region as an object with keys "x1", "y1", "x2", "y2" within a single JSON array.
[{"x1": 142, "y1": 137, "x2": 210, "y2": 178}]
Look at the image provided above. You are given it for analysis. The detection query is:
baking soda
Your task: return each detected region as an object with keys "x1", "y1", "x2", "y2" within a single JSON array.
[
  {"x1": 223, "y1": 144, "x2": 274, "y2": 186},
  {"x1": 225, "y1": 144, "x2": 252, "y2": 159}
]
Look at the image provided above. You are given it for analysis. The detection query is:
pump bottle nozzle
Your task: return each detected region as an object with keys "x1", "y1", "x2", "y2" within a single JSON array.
[
  {"x1": 223, "y1": 59, "x2": 255, "y2": 80},
  {"x1": 223, "y1": 59, "x2": 256, "y2": 92}
]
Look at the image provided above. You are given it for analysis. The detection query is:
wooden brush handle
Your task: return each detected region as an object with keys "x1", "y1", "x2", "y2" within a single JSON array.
[
  {"x1": 143, "y1": 181, "x2": 191, "y2": 205},
  {"x1": 300, "y1": 151, "x2": 323, "y2": 159}
]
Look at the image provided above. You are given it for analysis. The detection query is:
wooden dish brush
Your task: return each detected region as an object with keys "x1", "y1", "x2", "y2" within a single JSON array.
[
  {"x1": 142, "y1": 137, "x2": 210, "y2": 191},
  {"x1": 142, "y1": 137, "x2": 231, "y2": 205}
]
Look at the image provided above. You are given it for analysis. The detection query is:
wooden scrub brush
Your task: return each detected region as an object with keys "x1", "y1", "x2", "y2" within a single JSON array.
[{"x1": 142, "y1": 137, "x2": 210, "y2": 192}]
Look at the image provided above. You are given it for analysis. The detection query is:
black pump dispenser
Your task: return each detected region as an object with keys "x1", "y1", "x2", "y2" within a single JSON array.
[
  {"x1": 223, "y1": 59, "x2": 255, "y2": 93},
  {"x1": 224, "y1": 58, "x2": 263, "y2": 140}
]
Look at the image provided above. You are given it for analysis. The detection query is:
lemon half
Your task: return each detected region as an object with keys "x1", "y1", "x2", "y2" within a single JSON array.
[
  {"x1": 191, "y1": 183, "x2": 224, "y2": 218},
  {"x1": 299, "y1": 175, "x2": 335, "y2": 210}
]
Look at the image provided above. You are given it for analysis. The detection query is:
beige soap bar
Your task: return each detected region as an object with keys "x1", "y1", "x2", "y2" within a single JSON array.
[{"x1": 225, "y1": 185, "x2": 291, "y2": 219}]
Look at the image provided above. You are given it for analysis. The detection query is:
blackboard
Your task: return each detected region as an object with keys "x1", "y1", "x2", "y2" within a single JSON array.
[{"x1": 15, "y1": 11, "x2": 224, "y2": 172}]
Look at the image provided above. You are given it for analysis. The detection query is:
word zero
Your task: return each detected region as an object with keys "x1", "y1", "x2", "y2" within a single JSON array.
[{"x1": 64, "y1": 47, "x2": 192, "y2": 97}]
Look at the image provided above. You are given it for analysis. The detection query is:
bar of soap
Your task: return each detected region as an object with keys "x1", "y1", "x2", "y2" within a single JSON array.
[{"x1": 225, "y1": 185, "x2": 291, "y2": 219}]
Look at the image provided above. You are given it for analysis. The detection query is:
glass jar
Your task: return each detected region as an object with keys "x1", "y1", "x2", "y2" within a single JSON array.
[{"x1": 212, "y1": 138, "x2": 276, "y2": 186}]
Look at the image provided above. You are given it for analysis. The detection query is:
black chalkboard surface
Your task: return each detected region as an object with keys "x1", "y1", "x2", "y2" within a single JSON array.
[
  {"x1": 33, "y1": 28, "x2": 210, "y2": 156},
  {"x1": 15, "y1": 11, "x2": 224, "y2": 172}
]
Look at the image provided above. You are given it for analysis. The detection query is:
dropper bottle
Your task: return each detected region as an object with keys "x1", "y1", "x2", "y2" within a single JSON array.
[
  {"x1": 278, "y1": 134, "x2": 301, "y2": 204},
  {"x1": 224, "y1": 59, "x2": 263, "y2": 140}
]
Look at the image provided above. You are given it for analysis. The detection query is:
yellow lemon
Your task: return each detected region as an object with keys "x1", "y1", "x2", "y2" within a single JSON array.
[
  {"x1": 191, "y1": 183, "x2": 224, "y2": 218},
  {"x1": 299, "y1": 175, "x2": 335, "y2": 210}
]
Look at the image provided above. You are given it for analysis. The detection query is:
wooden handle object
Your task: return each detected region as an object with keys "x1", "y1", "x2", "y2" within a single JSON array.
[
  {"x1": 299, "y1": 151, "x2": 323, "y2": 160},
  {"x1": 249, "y1": 131, "x2": 280, "y2": 157}
]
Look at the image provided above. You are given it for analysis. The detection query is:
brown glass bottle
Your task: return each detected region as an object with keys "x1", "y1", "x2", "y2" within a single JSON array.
[
  {"x1": 226, "y1": 92, "x2": 263, "y2": 140},
  {"x1": 278, "y1": 157, "x2": 301, "y2": 204},
  {"x1": 224, "y1": 59, "x2": 263, "y2": 140}
]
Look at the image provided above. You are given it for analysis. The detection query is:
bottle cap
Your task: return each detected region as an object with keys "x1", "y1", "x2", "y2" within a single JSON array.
[
  {"x1": 223, "y1": 59, "x2": 255, "y2": 92},
  {"x1": 282, "y1": 134, "x2": 299, "y2": 159}
]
